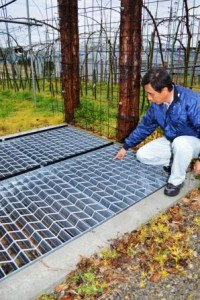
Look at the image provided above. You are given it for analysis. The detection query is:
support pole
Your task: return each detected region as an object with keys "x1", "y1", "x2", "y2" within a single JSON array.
[
  {"x1": 117, "y1": 0, "x2": 142, "y2": 142},
  {"x1": 26, "y1": 0, "x2": 37, "y2": 106},
  {"x1": 58, "y1": 0, "x2": 79, "y2": 123}
]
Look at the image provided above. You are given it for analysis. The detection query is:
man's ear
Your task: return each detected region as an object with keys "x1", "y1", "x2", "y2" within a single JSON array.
[{"x1": 162, "y1": 87, "x2": 170, "y2": 95}]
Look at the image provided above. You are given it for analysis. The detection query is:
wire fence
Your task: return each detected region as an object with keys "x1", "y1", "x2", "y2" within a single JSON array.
[{"x1": 0, "y1": 0, "x2": 200, "y2": 139}]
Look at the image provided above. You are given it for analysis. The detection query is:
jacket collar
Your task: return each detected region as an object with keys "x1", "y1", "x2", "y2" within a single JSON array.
[{"x1": 173, "y1": 84, "x2": 180, "y2": 102}]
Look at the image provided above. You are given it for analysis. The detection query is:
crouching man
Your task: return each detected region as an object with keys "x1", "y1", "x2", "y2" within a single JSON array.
[{"x1": 114, "y1": 68, "x2": 200, "y2": 196}]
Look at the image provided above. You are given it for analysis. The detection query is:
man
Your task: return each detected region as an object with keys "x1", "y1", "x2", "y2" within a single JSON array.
[{"x1": 114, "y1": 68, "x2": 200, "y2": 196}]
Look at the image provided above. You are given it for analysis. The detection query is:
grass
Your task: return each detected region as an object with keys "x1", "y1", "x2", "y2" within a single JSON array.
[
  {"x1": 1, "y1": 80, "x2": 200, "y2": 138},
  {"x1": 0, "y1": 83, "x2": 120, "y2": 138},
  {"x1": 0, "y1": 89, "x2": 64, "y2": 136},
  {"x1": 74, "y1": 97, "x2": 118, "y2": 138},
  {"x1": 74, "y1": 82, "x2": 119, "y2": 138}
]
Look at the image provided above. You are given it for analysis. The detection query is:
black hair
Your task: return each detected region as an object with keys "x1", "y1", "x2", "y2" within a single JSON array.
[{"x1": 142, "y1": 67, "x2": 173, "y2": 92}]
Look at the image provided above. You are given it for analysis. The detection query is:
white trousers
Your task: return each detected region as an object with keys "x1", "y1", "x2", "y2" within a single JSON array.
[{"x1": 136, "y1": 136, "x2": 200, "y2": 186}]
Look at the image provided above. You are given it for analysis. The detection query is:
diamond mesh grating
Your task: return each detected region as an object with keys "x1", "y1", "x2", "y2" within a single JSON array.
[
  {"x1": 0, "y1": 126, "x2": 112, "y2": 180},
  {"x1": 0, "y1": 144, "x2": 39, "y2": 180},
  {"x1": 0, "y1": 144, "x2": 167, "y2": 281}
]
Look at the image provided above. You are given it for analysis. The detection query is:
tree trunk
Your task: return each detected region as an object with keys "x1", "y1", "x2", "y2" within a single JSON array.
[
  {"x1": 117, "y1": 0, "x2": 142, "y2": 142},
  {"x1": 58, "y1": 0, "x2": 80, "y2": 123}
]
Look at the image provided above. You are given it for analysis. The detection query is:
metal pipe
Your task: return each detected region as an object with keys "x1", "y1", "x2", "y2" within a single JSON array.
[{"x1": 26, "y1": 0, "x2": 37, "y2": 106}]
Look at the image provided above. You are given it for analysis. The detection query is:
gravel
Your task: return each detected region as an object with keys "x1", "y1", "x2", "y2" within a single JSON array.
[{"x1": 103, "y1": 263, "x2": 200, "y2": 300}]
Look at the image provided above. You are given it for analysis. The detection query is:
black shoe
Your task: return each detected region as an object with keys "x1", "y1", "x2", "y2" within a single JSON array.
[
  {"x1": 163, "y1": 166, "x2": 171, "y2": 174},
  {"x1": 164, "y1": 182, "x2": 184, "y2": 197}
]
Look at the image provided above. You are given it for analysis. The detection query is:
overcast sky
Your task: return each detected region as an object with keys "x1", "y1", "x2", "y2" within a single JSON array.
[
  {"x1": 0, "y1": 0, "x2": 58, "y2": 47},
  {"x1": 0, "y1": 0, "x2": 199, "y2": 49},
  {"x1": 1, "y1": 0, "x2": 57, "y2": 19}
]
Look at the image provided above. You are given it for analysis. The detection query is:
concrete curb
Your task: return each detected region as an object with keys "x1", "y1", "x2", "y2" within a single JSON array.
[
  {"x1": 0, "y1": 173, "x2": 198, "y2": 300},
  {"x1": 0, "y1": 123, "x2": 67, "y2": 140}
]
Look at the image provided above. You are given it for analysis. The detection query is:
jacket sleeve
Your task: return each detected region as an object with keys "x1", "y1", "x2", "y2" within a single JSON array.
[
  {"x1": 123, "y1": 105, "x2": 159, "y2": 150},
  {"x1": 187, "y1": 95, "x2": 200, "y2": 137}
]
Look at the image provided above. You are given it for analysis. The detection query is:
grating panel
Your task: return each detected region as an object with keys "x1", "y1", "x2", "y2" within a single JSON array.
[
  {"x1": 9, "y1": 126, "x2": 112, "y2": 165},
  {"x1": 0, "y1": 126, "x2": 112, "y2": 179},
  {"x1": 0, "y1": 144, "x2": 167, "y2": 281},
  {"x1": 0, "y1": 143, "x2": 39, "y2": 180}
]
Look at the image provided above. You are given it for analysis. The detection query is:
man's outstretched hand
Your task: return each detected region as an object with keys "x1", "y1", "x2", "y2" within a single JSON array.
[
  {"x1": 113, "y1": 148, "x2": 127, "y2": 160},
  {"x1": 194, "y1": 160, "x2": 200, "y2": 175}
]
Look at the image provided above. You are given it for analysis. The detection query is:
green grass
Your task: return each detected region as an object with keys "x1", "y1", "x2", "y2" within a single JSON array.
[
  {"x1": 0, "y1": 89, "x2": 64, "y2": 136},
  {"x1": 75, "y1": 82, "x2": 148, "y2": 139},
  {"x1": 0, "y1": 82, "x2": 151, "y2": 139},
  {"x1": 1, "y1": 80, "x2": 176, "y2": 138},
  {"x1": 74, "y1": 96, "x2": 118, "y2": 138},
  {"x1": 3, "y1": 81, "x2": 200, "y2": 140}
]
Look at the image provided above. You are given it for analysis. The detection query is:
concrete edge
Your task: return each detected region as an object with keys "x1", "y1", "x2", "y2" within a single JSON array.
[
  {"x1": 0, "y1": 123, "x2": 114, "y2": 143},
  {"x1": 0, "y1": 123, "x2": 67, "y2": 140},
  {"x1": 0, "y1": 173, "x2": 198, "y2": 300}
]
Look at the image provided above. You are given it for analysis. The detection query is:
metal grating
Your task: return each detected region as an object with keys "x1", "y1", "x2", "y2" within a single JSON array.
[
  {"x1": 0, "y1": 143, "x2": 39, "y2": 180},
  {"x1": 0, "y1": 126, "x2": 112, "y2": 180},
  {"x1": 0, "y1": 144, "x2": 167, "y2": 281}
]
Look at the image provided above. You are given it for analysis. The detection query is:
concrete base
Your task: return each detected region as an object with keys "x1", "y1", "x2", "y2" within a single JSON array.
[{"x1": 0, "y1": 173, "x2": 198, "y2": 300}]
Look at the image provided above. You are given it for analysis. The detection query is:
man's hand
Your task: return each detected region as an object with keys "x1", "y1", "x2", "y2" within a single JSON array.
[
  {"x1": 194, "y1": 160, "x2": 200, "y2": 175},
  {"x1": 113, "y1": 148, "x2": 127, "y2": 160}
]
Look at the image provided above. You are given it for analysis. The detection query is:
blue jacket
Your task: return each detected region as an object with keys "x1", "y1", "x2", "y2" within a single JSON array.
[{"x1": 124, "y1": 84, "x2": 200, "y2": 150}]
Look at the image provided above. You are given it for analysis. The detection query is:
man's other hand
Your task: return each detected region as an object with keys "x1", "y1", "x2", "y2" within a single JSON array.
[{"x1": 113, "y1": 148, "x2": 127, "y2": 160}]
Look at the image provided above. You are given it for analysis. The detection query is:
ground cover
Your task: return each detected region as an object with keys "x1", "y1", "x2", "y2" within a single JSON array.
[{"x1": 0, "y1": 90, "x2": 64, "y2": 136}]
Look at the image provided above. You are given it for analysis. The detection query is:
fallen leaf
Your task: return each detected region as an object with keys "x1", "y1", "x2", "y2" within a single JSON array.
[
  {"x1": 150, "y1": 272, "x2": 162, "y2": 282},
  {"x1": 172, "y1": 214, "x2": 184, "y2": 223},
  {"x1": 189, "y1": 201, "x2": 200, "y2": 211},
  {"x1": 182, "y1": 197, "x2": 191, "y2": 204},
  {"x1": 55, "y1": 283, "x2": 68, "y2": 292},
  {"x1": 165, "y1": 267, "x2": 178, "y2": 274}
]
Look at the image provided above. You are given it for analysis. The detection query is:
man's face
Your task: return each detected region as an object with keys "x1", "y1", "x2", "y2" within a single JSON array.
[{"x1": 144, "y1": 83, "x2": 170, "y2": 104}]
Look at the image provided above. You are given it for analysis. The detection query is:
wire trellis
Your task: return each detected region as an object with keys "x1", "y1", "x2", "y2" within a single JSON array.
[{"x1": 0, "y1": 0, "x2": 199, "y2": 139}]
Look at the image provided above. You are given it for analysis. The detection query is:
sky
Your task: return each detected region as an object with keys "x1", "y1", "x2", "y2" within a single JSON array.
[
  {"x1": 0, "y1": 0, "x2": 58, "y2": 47},
  {"x1": 0, "y1": 0, "x2": 199, "y2": 49},
  {"x1": 0, "y1": 0, "x2": 119, "y2": 47}
]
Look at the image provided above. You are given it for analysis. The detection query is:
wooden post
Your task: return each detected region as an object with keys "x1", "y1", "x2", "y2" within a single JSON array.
[
  {"x1": 117, "y1": 0, "x2": 142, "y2": 142},
  {"x1": 58, "y1": 0, "x2": 79, "y2": 123}
]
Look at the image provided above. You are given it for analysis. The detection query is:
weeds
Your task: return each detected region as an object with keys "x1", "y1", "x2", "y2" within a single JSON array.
[{"x1": 71, "y1": 269, "x2": 106, "y2": 296}]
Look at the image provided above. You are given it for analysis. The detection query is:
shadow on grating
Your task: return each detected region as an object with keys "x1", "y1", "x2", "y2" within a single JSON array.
[
  {"x1": 0, "y1": 144, "x2": 167, "y2": 281},
  {"x1": 0, "y1": 126, "x2": 112, "y2": 180}
]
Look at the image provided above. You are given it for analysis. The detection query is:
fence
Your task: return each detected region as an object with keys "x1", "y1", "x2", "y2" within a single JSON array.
[{"x1": 0, "y1": 0, "x2": 200, "y2": 139}]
